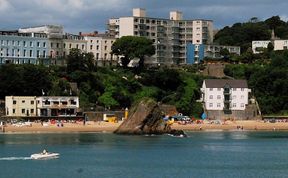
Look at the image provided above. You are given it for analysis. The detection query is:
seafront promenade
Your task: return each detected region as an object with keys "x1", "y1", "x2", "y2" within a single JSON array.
[{"x1": 3, "y1": 120, "x2": 288, "y2": 133}]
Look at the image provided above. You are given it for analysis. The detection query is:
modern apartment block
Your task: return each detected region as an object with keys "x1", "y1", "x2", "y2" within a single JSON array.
[
  {"x1": 107, "y1": 8, "x2": 214, "y2": 65},
  {"x1": 5, "y1": 96, "x2": 79, "y2": 117}
]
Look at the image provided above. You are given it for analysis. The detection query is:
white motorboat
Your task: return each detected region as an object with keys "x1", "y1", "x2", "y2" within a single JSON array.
[{"x1": 31, "y1": 151, "x2": 60, "y2": 160}]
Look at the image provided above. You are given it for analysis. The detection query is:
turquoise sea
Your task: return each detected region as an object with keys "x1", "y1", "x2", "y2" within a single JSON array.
[{"x1": 1, "y1": 132, "x2": 288, "y2": 178}]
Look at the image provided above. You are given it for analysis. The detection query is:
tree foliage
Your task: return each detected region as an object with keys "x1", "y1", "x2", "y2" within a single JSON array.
[
  {"x1": 111, "y1": 36, "x2": 155, "y2": 68},
  {"x1": 0, "y1": 64, "x2": 52, "y2": 98},
  {"x1": 214, "y1": 16, "x2": 288, "y2": 52},
  {"x1": 66, "y1": 48, "x2": 95, "y2": 73},
  {"x1": 224, "y1": 51, "x2": 288, "y2": 114}
]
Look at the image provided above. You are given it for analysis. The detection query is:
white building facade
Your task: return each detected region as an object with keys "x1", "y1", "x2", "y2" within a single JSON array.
[
  {"x1": 84, "y1": 34, "x2": 117, "y2": 62},
  {"x1": 5, "y1": 96, "x2": 37, "y2": 117},
  {"x1": 5, "y1": 96, "x2": 79, "y2": 117},
  {"x1": 107, "y1": 8, "x2": 214, "y2": 65},
  {"x1": 200, "y1": 79, "x2": 251, "y2": 114},
  {"x1": 252, "y1": 40, "x2": 288, "y2": 54}
]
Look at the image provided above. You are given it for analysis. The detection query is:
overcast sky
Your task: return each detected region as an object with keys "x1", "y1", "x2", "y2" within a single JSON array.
[{"x1": 1, "y1": 0, "x2": 288, "y2": 33}]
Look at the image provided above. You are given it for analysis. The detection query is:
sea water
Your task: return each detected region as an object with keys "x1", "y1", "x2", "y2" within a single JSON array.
[{"x1": 1, "y1": 132, "x2": 288, "y2": 178}]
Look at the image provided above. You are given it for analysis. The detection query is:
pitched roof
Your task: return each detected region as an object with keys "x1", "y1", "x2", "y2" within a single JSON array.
[{"x1": 204, "y1": 79, "x2": 248, "y2": 88}]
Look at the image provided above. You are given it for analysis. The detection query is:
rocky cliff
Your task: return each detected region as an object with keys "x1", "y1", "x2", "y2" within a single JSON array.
[{"x1": 114, "y1": 98, "x2": 185, "y2": 136}]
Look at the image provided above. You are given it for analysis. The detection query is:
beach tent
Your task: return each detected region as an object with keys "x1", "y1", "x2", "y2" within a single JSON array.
[{"x1": 201, "y1": 112, "x2": 207, "y2": 120}]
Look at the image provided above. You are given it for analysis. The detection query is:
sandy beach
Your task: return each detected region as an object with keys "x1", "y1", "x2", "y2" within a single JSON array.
[{"x1": 2, "y1": 120, "x2": 288, "y2": 133}]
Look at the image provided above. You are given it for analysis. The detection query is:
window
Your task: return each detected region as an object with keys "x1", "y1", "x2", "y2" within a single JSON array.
[
  {"x1": 232, "y1": 95, "x2": 236, "y2": 99},
  {"x1": 69, "y1": 44, "x2": 72, "y2": 49},
  {"x1": 23, "y1": 41, "x2": 26, "y2": 47},
  {"x1": 217, "y1": 103, "x2": 221, "y2": 108},
  {"x1": 241, "y1": 88, "x2": 244, "y2": 91},
  {"x1": 22, "y1": 109, "x2": 25, "y2": 114},
  {"x1": 209, "y1": 88, "x2": 213, "y2": 91},
  {"x1": 90, "y1": 45, "x2": 93, "y2": 50},
  {"x1": 30, "y1": 41, "x2": 33, "y2": 47},
  {"x1": 233, "y1": 88, "x2": 237, "y2": 91},
  {"x1": 104, "y1": 46, "x2": 107, "y2": 50},
  {"x1": 71, "y1": 100, "x2": 77, "y2": 105},
  {"x1": 241, "y1": 95, "x2": 244, "y2": 99},
  {"x1": 217, "y1": 95, "x2": 221, "y2": 99},
  {"x1": 37, "y1": 42, "x2": 40, "y2": 47},
  {"x1": 217, "y1": 88, "x2": 221, "y2": 91},
  {"x1": 43, "y1": 42, "x2": 46, "y2": 48},
  {"x1": 209, "y1": 103, "x2": 213, "y2": 107},
  {"x1": 22, "y1": 100, "x2": 25, "y2": 103},
  {"x1": 31, "y1": 101, "x2": 34, "y2": 105},
  {"x1": 232, "y1": 103, "x2": 236, "y2": 107},
  {"x1": 31, "y1": 109, "x2": 34, "y2": 114},
  {"x1": 13, "y1": 109, "x2": 15, "y2": 113},
  {"x1": 209, "y1": 95, "x2": 213, "y2": 99},
  {"x1": 13, "y1": 100, "x2": 16, "y2": 104},
  {"x1": 82, "y1": 44, "x2": 85, "y2": 50},
  {"x1": 241, "y1": 103, "x2": 245, "y2": 107},
  {"x1": 96, "y1": 45, "x2": 99, "y2": 50}
]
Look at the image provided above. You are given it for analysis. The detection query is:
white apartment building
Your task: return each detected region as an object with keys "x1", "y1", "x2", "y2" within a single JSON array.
[
  {"x1": 108, "y1": 8, "x2": 214, "y2": 65},
  {"x1": 5, "y1": 96, "x2": 37, "y2": 117},
  {"x1": 200, "y1": 79, "x2": 251, "y2": 112},
  {"x1": 5, "y1": 96, "x2": 79, "y2": 117}
]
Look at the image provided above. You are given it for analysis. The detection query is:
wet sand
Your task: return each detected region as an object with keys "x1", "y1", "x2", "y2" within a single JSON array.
[{"x1": 2, "y1": 120, "x2": 288, "y2": 133}]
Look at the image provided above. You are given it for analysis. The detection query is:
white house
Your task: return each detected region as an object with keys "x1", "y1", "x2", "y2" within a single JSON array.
[{"x1": 200, "y1": 79, "x2": 251, "y2": 113}]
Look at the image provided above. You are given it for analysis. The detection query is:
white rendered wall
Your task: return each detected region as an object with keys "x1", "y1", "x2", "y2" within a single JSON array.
[{"x1": 119, "y1": 17, "x2": 134, "y2": 37}]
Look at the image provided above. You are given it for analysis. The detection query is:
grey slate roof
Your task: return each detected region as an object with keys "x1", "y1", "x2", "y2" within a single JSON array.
[{"x1": 204, "y1": 79, "x2": 248, "y2": 88}]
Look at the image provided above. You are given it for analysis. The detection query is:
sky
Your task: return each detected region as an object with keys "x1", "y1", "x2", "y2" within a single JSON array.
[{"x1": 1, "y1": 0, "x2": 288, "y2": 34}]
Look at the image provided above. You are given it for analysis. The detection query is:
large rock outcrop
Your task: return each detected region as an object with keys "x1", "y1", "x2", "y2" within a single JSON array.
[{"x1": 114, "y1": 98, "x2": 185, "y2": 136}]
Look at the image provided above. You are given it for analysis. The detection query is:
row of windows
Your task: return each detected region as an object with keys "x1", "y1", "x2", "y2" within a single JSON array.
[
  {"x1": 13, "y1": 100, "x2": 34, "y2": 105},
  {"x1": 134, "y1": 18, "x2": 207, "y2": 26},
  {"x1": 12, "y1": 108, "x2": 34, "y2": 114},
  {"x1": 43, "y1": 100, "x2": 77, "y2": 105},
  {"x1": 1, "y1": 49, "x2": 47, "y2": 57},
  {"x1": 13, "y1": 100, "x2": 77, "y2": 105},
  {"x1": 209, "y1": 103, "x2": 245, "y2": 108},
  {"x1": 209, "y1": 95, "x2": 245, "y2": 100},
  {"x1": 1, "y1": 40, "x2": 47, "y2": 48},
  {"x1": 209, "y1": 88, "x2": 245, "y2": 91},
  {"x1": 90, "y1": 45, "x2": 111, "y2": 51},
  {"x1": 89, "y1": 40, "x2": 114, "y2": 44}
]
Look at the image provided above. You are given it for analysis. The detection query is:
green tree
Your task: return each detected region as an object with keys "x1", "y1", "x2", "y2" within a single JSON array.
[
  {"x1": 111, "y1": 36, "x2": 155, "y2": 69},
  {"x1": 66, "y1": 48, "x2": 95, "y2": 73}
]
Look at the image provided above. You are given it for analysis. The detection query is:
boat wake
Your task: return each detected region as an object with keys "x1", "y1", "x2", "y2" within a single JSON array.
[{"x1": 0, "y1": 157, "x2": 32, "y2": 161}]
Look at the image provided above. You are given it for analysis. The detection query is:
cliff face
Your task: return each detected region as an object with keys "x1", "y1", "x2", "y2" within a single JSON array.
[{"x1": 114, "y1": 99, "x2": 184, "y2": 136}]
